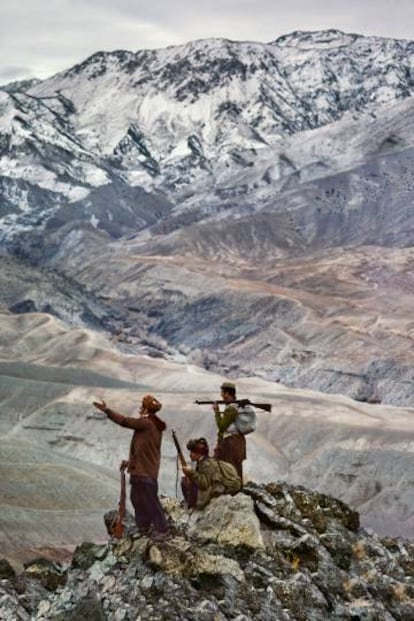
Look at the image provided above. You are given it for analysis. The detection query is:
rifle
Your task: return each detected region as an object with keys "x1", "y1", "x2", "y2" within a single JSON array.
[
  {"x1": 171, "y1": 429, "x2": 188, "y2": 469},
  {"x1": 111, "y1": 466, "x2": 126, "y2": 539},
  {"x1": 172, "y1": 430, "x2": 199, "y2": 508},
  {"x1": 195, "y1": 399, "x2": 272, "y2": 413}
]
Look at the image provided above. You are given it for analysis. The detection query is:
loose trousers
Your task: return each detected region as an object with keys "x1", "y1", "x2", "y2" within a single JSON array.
[
  {"x1": 129, "y1": 475, "x2": 169, "y2": 535},
  {"x1": 215, "y1": 433, "x2": 246, "y2": 480}
]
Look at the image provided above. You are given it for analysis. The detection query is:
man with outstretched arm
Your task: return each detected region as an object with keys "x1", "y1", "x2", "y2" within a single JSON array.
[{"x1": 93, "y1": 394, "x2": 169, "y2": 541}]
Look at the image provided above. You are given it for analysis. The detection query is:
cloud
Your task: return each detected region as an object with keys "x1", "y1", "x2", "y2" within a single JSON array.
[
  {"x1": 77, "y1": 0, "x2": 414, "y2": 41},
  {"x1": 0, "y1": 66, "x2": 34, "y2": 82},
  {"x1": 0, "y1": 0, "x2": 181, "y2": 80},
  {"x1": 1, "y1": 0, "x2": 413, "y2": 82}
]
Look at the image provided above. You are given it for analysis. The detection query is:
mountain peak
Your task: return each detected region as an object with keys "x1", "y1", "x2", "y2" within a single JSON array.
[
  {"x1": 273, "y1": 28, "x2": 361, "y2": 48},
  {"x1": 0, "y1": 77, "x2": 42, "y2": 93}
]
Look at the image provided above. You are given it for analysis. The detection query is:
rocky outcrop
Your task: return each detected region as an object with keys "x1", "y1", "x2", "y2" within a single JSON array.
[{"x1": 1, "y1": 482, "x2": 412, "y2": 620}]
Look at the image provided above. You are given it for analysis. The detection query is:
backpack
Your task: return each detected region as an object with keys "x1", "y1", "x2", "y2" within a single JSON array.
[
  {"x1": 235, "y1": 403, "x2": 257, "y2": 435},
  {"x1": 216, "y1": 460, "x2": 242, "y2": 494}
]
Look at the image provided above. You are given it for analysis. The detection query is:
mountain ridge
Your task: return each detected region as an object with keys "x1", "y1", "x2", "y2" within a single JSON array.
[
  {"x1": 1, "y1": 29, "x2": 414, "y2": 403},
  {"x1": 1, "y1": 30, "x2": 414, "y2": 243}
]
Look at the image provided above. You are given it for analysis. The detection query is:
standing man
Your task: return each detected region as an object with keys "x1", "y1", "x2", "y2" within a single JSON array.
[
  {"x1": 213, "y1": 381, "x2": 246, "y2": 480},
  {"x1": 93, "y1": 394, "x2": 169, "y2": 541}
]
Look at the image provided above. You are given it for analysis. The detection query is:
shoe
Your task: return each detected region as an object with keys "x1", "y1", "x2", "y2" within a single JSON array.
[{"x1": 138, "y1": 528, "x2": 151, "y2": 536}]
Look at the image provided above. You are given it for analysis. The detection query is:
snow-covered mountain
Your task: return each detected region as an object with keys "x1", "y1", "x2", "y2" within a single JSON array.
[
  {"x1": 1, "y1": 29, "x2": 414, "y2": 245},
  {"x1": 1, "y1": 30, "x2": 414, "y2": 404},
  {"x1": 27, "y1": 30, "x2": 414, "y2": 157}
]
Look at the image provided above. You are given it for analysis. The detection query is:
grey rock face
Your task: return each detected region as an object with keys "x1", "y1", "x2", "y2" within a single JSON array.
[{"x1": 1, "y1": 482, "x2": 412, "y2": 621}]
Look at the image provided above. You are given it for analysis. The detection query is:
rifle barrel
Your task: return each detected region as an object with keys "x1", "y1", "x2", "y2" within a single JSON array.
[
  {"x1": 194, "y1": 399, "x2": 272, "y2": 412},
  {"x1": 171, "y1": 429, "x2": 188, "y2": 469}
]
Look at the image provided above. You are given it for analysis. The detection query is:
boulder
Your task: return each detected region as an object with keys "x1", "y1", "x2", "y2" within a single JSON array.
[{"x1": 187, "y1": 493, "x2": 265, "y2": 550}]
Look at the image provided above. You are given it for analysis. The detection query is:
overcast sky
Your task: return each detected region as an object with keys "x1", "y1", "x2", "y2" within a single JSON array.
[{"x1": 1, "y1": 0, "x2": 414, "y2": 83}]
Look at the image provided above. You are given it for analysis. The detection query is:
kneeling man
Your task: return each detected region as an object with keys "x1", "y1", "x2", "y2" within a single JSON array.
[{"x1": 182, "y1": 437, "x2": 241, "y2": 509}]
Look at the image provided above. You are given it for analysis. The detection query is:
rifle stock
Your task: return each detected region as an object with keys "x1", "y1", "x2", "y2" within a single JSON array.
[
  {"x1": 172, "y1": 429, "x2": 188, "y2": 469},
  {"x1": 195, "y1": 399, "x2": 272, "y2": 413},
  {"x1": 112, "y1": 468, "x2": 126, "y2": 539}
]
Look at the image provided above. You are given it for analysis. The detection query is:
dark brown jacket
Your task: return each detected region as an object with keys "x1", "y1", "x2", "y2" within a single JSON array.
[{"x1": 107, "y1": 410, "x2": 166, "y2": 479}]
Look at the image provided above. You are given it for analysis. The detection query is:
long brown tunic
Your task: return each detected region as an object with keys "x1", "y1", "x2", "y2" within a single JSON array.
[{"x1": 106, "y1": 410, "x2": 165, "y2": 480}]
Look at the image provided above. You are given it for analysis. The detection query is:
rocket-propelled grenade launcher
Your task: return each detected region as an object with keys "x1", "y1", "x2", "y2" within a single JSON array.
[{"x1": 195, "y1": 399, "x2": 272, "y2": 412}]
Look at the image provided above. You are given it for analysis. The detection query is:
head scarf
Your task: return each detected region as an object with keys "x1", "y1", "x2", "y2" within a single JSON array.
[
  {"x1": 186, "y1": 437, "x2": 209, "y2": 456},
  {"x1": 141, "y1": 394, "x2": 166, "y2": 431},
  {"x1": 142, "y1": 394, "x2": 162, "y2": 414}
]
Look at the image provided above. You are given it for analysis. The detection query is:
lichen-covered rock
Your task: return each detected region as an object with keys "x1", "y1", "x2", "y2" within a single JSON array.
[
  {"x1": 1, "y1": 482, "x2": 413, "y2": 621},
  {"x1": 23, "y1": 557, "x2": 67, "y2": 591},
  {"x1": 50, "y1": 592, "x2": 105, "y2": 621},
  {"x1": 0, "y1": 558, "x2": 16, "y2": 580},
  {"x1": 244, "y1": 480, "x2": 360, "y2": 535},
  {"x1": 270, "y1": 573, "x2": 330, "y2": 620},
  {"x1": 290, "y1": 487, "x2": 360, "y2": 533},
  {"x1": 0, "y1": 586, "x2": 32, "y2": 621},
  {"x1": 71, "y1": 542, "x2": 108, "y2": 570},
  {"x1": 319, "y1": 524, "x2": 355, "y2": 570},
  {"x1": 146, "y1": 536, "x2": 245, "y2": 583}
]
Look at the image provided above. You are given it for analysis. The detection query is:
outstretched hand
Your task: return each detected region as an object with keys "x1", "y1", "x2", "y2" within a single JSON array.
[
  {"x1": 212, "y1": 401, "x2": 220, "y2": 414},
  {"x1": 93, "y1": 400, "x2": 107, "y2": 413}
]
